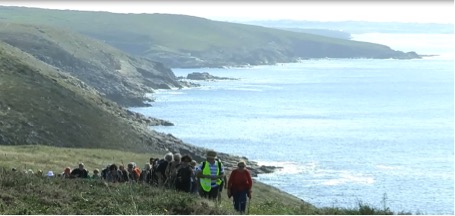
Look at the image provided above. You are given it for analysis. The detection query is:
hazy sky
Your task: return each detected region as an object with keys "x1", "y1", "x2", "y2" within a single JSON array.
[{"x1": 1, "y1": 1, "x2": 453, "y2": 23}]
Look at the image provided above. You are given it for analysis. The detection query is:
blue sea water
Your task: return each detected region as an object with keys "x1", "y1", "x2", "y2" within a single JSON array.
[{"x1": 131, "y1": 34, "x2": 454, "y2": 214}]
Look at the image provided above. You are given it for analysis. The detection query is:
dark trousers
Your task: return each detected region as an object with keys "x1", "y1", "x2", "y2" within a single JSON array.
[
  {"x1": 176, "y1": 181, "x2": 191, "y2": 193},
  {"x1": 233, "y1": 190, "x2": 248, "y2": 213},
  {"x1": 199, "y1": 186, "x2": 219, "y2": 200}
]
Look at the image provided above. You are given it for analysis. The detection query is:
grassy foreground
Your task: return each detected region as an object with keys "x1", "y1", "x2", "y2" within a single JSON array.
[{"x1": 0, "y1": 145, "x2": 414, "y2": 215}]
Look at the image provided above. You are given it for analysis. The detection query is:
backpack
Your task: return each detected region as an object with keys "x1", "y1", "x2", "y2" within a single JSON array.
[{"x1": 176, "y1": 166, "x2": 192, "y2": 183}]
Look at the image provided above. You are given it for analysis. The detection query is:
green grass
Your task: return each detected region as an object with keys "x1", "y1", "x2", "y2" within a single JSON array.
[
  {"x1": 0, "y1": 145, "x2": 416, "y2": 215},
  {"x1": 0, "y1": 42, "x2": 169, "y2": 152}
]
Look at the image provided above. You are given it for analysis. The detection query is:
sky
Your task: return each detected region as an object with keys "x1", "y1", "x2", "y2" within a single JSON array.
[{"x1": 0, "y1": 1, "x2": 453, "y2": 24}]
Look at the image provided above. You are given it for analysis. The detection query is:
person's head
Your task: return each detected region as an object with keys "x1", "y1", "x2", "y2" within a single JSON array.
[
  {"x1": 237, "y1": 161, "x2": 246, "y2": 171},
  {"x1": 37, "y1": 170, "x2": 43, "y2": 176},
  {"x1": 27, "y1": 169, "x2": 34, "y2": 175},
  {"x1": 64, "y1": 167, "x2": 71, "y2": 174},
  {"x1": 93, "y1": 169, "x2": 100, "y2": 176},
  {"x1": 47, "y1": 170, "x2": 55, "y2": 177},
  {"x1": 181, "y1": 155, "x2": 192, "y2": 166},
  {"x1": 173, "y1": 153, "x2": 182, "y2": 162},
  {"x1": 110, "y1": 164, "x2": 118, "y2": 171},
  {"x1": 190, "y1": 160, "x2": 197, "y2": 167},
  {"x1": 11, "y1": 168, "x2": 17, "y2": 172},
  {"x1": 119, "y1": 165, "x2": 125, "y2": 171},
  {"x1": 78, "y1": 163, "x2": 85, "y2": 170},
  {"x1": 206, "y1": 150, "x2": 217, "y2": 163},
  {"x1": 149, "y1": 157, "x2": 154, "y2": 164},
  {"x1": 164, "y1": 152, "x2": 173, "y2": 162},
  {"x1": 127, "y1": 162, "x2": 135, "y2": 172}
]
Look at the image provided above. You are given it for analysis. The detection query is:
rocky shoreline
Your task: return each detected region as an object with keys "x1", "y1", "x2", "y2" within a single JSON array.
[{"x1": 130, "y1": 72, "x2": 279, "y2": 177}]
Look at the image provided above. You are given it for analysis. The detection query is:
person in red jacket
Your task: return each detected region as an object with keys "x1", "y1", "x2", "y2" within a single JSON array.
[{"x1": 227, "y1": 161, "x2": 252, "y2": 214}]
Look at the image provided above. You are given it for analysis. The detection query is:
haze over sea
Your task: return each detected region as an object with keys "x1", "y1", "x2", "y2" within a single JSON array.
[{"x1": 131, "y1": 33, "x2": 454, "y2": 214}]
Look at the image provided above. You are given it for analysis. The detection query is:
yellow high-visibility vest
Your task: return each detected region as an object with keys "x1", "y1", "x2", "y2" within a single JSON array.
[{"x1": 200, "y1": 160, "x2": 222, "y2": 192}]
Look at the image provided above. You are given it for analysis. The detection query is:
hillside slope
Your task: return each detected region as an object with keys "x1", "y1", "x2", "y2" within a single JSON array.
[
  {"x1": 0, "y1": 22, "x2": 181, "y2": 106},
  {"x1": 0, "y1": 41, "x2": 169, "y2": 152},
  {"x1": 0, "y1": 42, "x2": 278, "y2": 175},
  {"x1": 0, "y1": 6, "x2": 420, "y2": 68}
]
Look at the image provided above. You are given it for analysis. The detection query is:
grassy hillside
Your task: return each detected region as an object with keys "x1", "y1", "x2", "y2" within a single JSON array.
[
  {"x1": 0, "y1": 6, "x2": 420, "y2": 68},
  {"x1": 0, "y1": 41, "x2": 178, "y2": 153},
  {"x1": 0, "y1": 145, "x2": 407, "y2": 215},
  {"x1": 0, "y1": 22, "x2": 181, "y2": 106}
]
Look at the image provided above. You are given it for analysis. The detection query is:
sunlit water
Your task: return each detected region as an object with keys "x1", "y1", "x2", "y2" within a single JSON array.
[{"x1": 130, "y1": 34, "x2": 454, "y2": 214}]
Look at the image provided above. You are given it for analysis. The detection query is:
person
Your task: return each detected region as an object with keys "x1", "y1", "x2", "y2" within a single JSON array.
[
  {"x1": 190, "y1": 160, "x2": 199, "y2": 194},
  {"x1": 46, "y1": 170, "x2": 55, "y2": 178},
  {"x1": 127, "y1": 162, "x2": 141, "y2": 182},
  {"x1": 92, "y1": 169, "x2": 101, "y2": 179},
  {"x1": 62, "y1": 167, "x2": 72, "y2": 178},
  {"x1": 196, "y1": 150, "x2": 225, "y2": 200},
  {"x1": 156, "y1": 152, "x2": 173, "y2": 187},
  {"x1": 101, "y1": 164, "x2": 111, "y2": 180},
  {"x1": 165, "y1": 153, "x2": 182, "y2": 188},
  {"x1": 70, "y1": 163, "x2": 88, "y2": 178},
  {"x1": 227, "y1": 161, "x2": 253, "y2": 214},
  {"x1": 119, "y1": 165, "x2": 129, "y2": 182},
  {"x1": 106, "y1": 164, "x2": 122, "y2": 183},
  {"x1": 175, "y1": 155, "x2": 193, "y2": 193},
  {"x1": 140, "y1": 163, "x2": 152, "y2": 184}
]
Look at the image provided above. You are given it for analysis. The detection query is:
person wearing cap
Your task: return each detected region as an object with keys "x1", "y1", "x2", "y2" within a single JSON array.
[
  {"x1": 70, "y1": 162, "x2": 88, "y2": 178},
  {"x1": 196, "y1": 150, "x2": 225, "y2": 200},
  {"x1": 47, "y1": 170, "x2": 55, "y2": 177},
  {"x1": 227, "y1": 161, "x2": 253, "y2": 214}
]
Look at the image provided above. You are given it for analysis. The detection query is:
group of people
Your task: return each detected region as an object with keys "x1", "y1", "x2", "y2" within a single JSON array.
[{"x1": 12, "y1": 150, "x2": 254, "y2": 214}]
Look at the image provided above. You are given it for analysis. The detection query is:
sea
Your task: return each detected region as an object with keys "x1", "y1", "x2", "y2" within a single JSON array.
[{"x1": 130, "y1": 33, "x2": 454, "y2": 214}]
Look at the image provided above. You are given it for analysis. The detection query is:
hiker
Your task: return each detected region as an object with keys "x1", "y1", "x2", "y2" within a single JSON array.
[
  {"x1": 92, "y1": 169, "x2": 101, "y2": 179},
  {"x1": 196, "y1": 150, "x2": 225, "y2": 200},
  {"x1": 46, "y1": 170, "x2": 55, "y2": 178},
  {"x1": 165, "y1": 153, "x2": 182, "y2": 188},
  {"x1": 36, "y1": 169, "x2": 43, "y2": 177},
  {"x1": 190, "y1": 160, "x2": 199, "y2": 194},
  {"x1": 156, "y1": 152, "x2": 173, "y2": 187},
  {"x1": 106, "y1": 164, "x2": 122, "y2": 183},
  {"x1": 127, "y1": 162, "x2": 141, "y2": 182},
  {"x1": 227, "y1": 161, "x2": 253, "y2": 214},
  {"x1": 140, "y1": 163, "x2": 152, "y2": 184},
  {"x1": 118, "y1": 165, "x2": 129, "y2": 182},
  {"x1": 70, "y1": 163, "x2": 88, "y2": 178},
  {"x1": 27, "y1": 169, "x2": 34, "y2": 175},
  {"x1": 101, "y1": 164, "x2": 110, "y2": 180},
  {"x1": 175, "y1": 155, "x2": 193, "y2": 193},
  {"x1": 62, "y1": 167, "x2": 72, "y2": 178}
]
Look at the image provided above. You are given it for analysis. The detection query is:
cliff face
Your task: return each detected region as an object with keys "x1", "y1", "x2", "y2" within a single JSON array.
[
  {"x1": 0, "y1": 22, "x2": 182, "y2": 107},
  {"x1": 0, "y1": 42, "x2": 272, "y2": 175},
  {"x1": 0, "y1": 6, "x2": 421, "y2": 69}
]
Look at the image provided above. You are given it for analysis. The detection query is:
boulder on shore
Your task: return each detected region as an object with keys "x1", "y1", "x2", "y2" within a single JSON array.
[{"x1": 186, "y1": 72, "x2": 238, "y2": 81}]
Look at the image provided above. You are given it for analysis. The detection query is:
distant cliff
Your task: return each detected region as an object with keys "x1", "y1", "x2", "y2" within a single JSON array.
[
  {"x1": 0, "y1": 22, "x2": 182, "y2": 107},
  {"x1": 0, "y1": 6, "x2": 421, "y2": 69}
]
